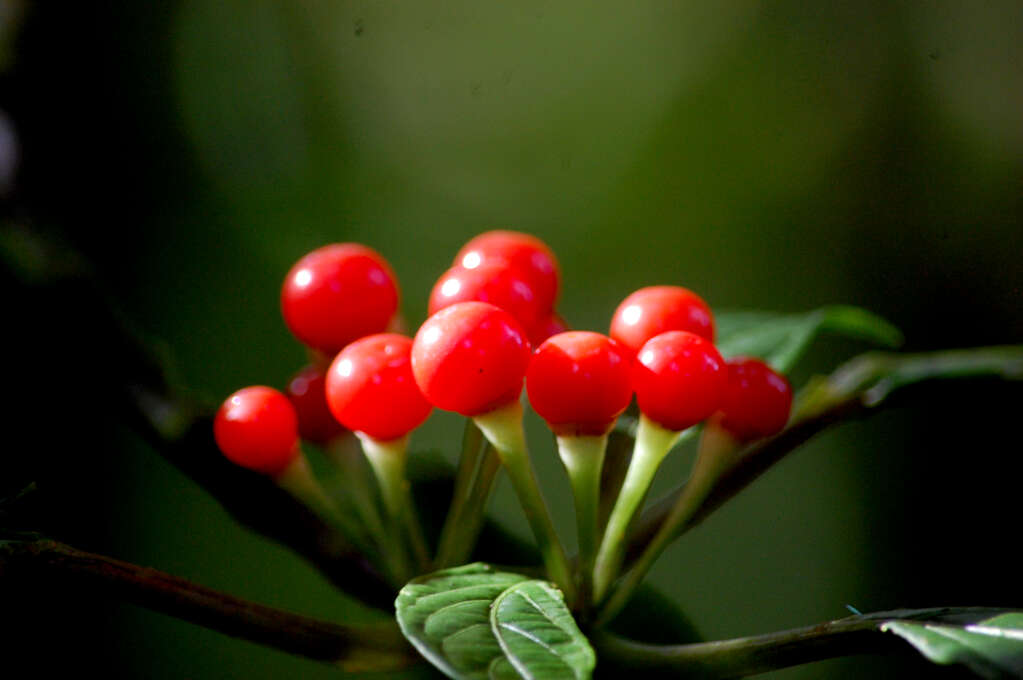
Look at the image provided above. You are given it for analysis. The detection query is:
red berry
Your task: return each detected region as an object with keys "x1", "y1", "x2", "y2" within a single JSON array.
[
  {"x1": 454, "y1": 231, "x2": 559, "y2": 313},
  {"x1": 214, "y1": 386, "x2": 299, "y2": 476},
  {"x1": 716, "y1": 358, "x2": 793, "y2": 442},
  {"x1": 325, "y1": 334, "x2": 432, "y2": 441},
  {"x1": 610, "y1": 286, "x2": 715, "y2": 355},
  {"x1": 527, "y1": 312, "x2": 569, "y2": 347},
  {"x1": 428, "y1": 260, "x2": 544, "y2": 330},
  {"x1": 281, "y1": 244, "x2": 399, "y2": 354},
  {"x1": 632, "y1": 331, "x2": 726, "y2": 431},
  {"x1": 411, "y1": 302, "x2": 531, "y2": 416},
  {"x1": 286, "y1": 364, "x2": 345, "y2": 445},
  {"x1": 526, "y1": 331, "x2": 633, "y2": 436}
]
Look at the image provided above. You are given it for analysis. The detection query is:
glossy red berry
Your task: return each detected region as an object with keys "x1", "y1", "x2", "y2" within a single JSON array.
[
  {"x1": 428, "y1": 261, "x2": 544, "y2": 330},
  {"x1": 411, "y1": 302, "x2": 531, "y2": 416},
  {"x1": 610, "y1": 286, "x2": 715, "y2": 356},
  {"x1": 526, "y1": 332, "x2": 633, "y2": 436},
  {"x1": 527, "y1": 312, "x2": 569, "y2": 347},
  {"x1": 325, "y1": 334, "x2": 432, "y2": 441},
  {"x1": 281, "y1": 243, "x2": 399, "y2": 354},
  {"x1": 286, "y1": 365, "x2": 345, "y2": 445},
  {"x1": 454, "y1": 230, "x2": 559, "y2": 313},
  {"x1": 214, "y1": 386, "x2": 299, "y2": 476},
  {"x1": 716, "y1": 357, "x2": 793, "y2": 442},
  {"x1": 632, "y1": 331, "x2": 727, "y2": 431}
]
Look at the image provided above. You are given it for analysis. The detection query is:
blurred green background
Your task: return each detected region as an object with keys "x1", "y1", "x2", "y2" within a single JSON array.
[{"x1": 3, "y1": 1, "x2": 1022, "y2": 678}]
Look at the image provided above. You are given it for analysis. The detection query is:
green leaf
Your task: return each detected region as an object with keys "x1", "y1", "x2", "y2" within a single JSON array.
[
  {"x1": 713, "y1": 311, "x2": 779, "y2": 340},
  {"x1": 882, "y1": 613, "x2": 1023, "y2": 679},
  {"x1": 715, "y1": 305, "x2": 903, "y2": 373},
  {"x1": 395, "y1": 563, "x2": 529, "y2": 679},
  {"x1": 491, "y1": 580, "x2": 596, "y2": 680}
]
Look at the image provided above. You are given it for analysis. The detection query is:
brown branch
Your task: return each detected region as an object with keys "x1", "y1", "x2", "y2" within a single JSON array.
[
  {"x1": 592, "y1": 607, "x2": 1015, "y2": 678},
  {"x1": 0, "y1": 537, "x2": 418, "y2": 672},
  {"x1": 593, "y1": 618, "x2": 896, "y2": 678}
]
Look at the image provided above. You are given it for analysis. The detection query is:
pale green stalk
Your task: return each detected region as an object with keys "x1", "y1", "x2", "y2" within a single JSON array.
[
  {"x1": 357, "y1": 434, "x2": 428, "y2": 580},
  {"x1": 592, "y1": 414, "x2": 680, "y2": 604},
  {"x1": 556, "y1": 433, "x2": 607, "y2": 608},
  {"x1": 275, "y1": 452, "x2": 379, "y2": 562},
  {"x1": 474, "y1": 400, "x2": 575, "y2": 602},
  {"x1": 597, "y1": 425, "x2": 739, "y2": 625}
]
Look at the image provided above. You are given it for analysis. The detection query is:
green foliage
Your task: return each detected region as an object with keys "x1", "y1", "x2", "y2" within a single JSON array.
[
  {"x1": 396, "y1": 564, "x2": 594, "y2": 680},
  {"x1": 715, "y1": 305, "x2": 903, "y2": 372},
  {"x1": 491, "y1": 581, "x2": 595, "y2": 680},
  {"x1": 396, "y1": 563, "x2": 528, "y2": 679},
  {"x1": 882, "y1": 613, "x2": 1023, "y2": 679}
]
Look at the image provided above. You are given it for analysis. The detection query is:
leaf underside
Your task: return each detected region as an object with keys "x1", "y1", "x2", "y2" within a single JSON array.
[
  {"x1": 883, "y1": 613, "x2": 1023, "y2": 679},
  {"x1": 715, "y1": 305, "x2": 903, "y2": 373}
]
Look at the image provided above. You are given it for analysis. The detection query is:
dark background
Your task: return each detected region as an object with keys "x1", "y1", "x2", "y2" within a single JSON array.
[{"x1": 2, "y1": 2, "x2": 1021, "y2": 678}]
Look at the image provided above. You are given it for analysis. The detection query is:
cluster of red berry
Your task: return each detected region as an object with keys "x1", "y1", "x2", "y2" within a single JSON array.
[{"x1": 212, "y1": 230, "x2": 794, "y2": 609}]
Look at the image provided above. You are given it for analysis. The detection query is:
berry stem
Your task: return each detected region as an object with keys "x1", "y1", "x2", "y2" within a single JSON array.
[
  {"x1": 322, "y1": 435, "x2": 389, "y2": 549},
  {"x1": 473, "y1": 401, "x2": 576, "y2": 601},
  {"x1": 592, "y1": 414, "x2": 680, "y2": 604},
  {"x1": 305, "y1": 347, "x2": 332, "y2": 371},
  {"x1": 357, "y1": 434, "x2": 430, "y2": 578},
  {"x1": 435, "y1": 445, "x2": 502, "y2": 568},
  {"x1": 595, "y1": 424, "x2": 739, "y2": 626},
  {"x1": 435, "y1": 420, "x2": 502, "y2": 567},
  {"x1": 459, "y1": 444, "x2": 502, "y2": 549},
  {"x1": 454, "y1": 418, "x2": 486, "y2": 502},
  {"x1": 556, "y1": 433, "x2": 607, "y2": 610},
  {"x1": 275, "y1": 451, "x2": 376, "y2": 559}
]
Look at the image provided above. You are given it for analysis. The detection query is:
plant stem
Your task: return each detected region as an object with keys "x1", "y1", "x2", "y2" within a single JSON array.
[
  {"x1": 459, "y1": 445, "x2": 502, "y2": 552},
  {"x1": 435, "y1": 420, "x2": 485, "y2": 567},
  {"x1": 7, "y1": 536, "x2": 1010, "y2": 677},
  {"x1": 596, "y1": 425, "x2": 738, "y2": 626},
  {"x1": 358, "y1": 434, "x2": 409, "y2": 522},
  {"x1": 0, "y1": 538, "x2": 417, "y2": 671},
  {"x1": 275, "y1": 454, "x2": 376, "y2": 559},
  {"x1": 474, "y1": 400, "x2": 575, "y2": 602},
  {"x1": 591, "y1": 617, "x2": 896, "y2": 678},
  {"x1": 592, "y1": 414, "x2": 679, "y2": 604},
  {"x1": 435, "y1": 430, "x2": 502, "y2": 568},
  {"x1": 592, "y1": 606, "x2": 1018, "y2": 677},
  {"x1": 454, "y1": 418, "x2": 486, "y2": 501},
  {"x1": 556, "y1": 433, "x2": 607, "y2": 610},
  {"x1": 624, "y1": 345, "x2": 1023, "y2": 569},
  {"x1": 322, "y1": 434, "x2": 388, "y2": 547},
  {"x1": 133, "y1": 409, "x2": 393, "y2": 608},
  {"x1": 357, "y1": 434, "x2": 429, "y2": 580},
  {"x1": 597, "y1": 429, "x2": 633, "y2": 531}
]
